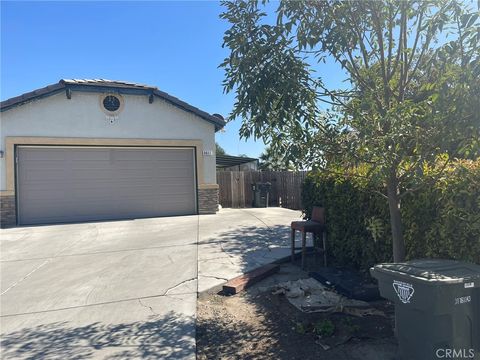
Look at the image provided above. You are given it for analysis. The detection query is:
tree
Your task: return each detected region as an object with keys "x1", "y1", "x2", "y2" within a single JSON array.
[
  {"x1": 221, "y1": 0, "x2": 480, "y2": 261},
  {"x1": 259, "y1": 145, "x2": 295, "y2": 170},
  {"x1": 216, "y1": 142, "x2": 226, "y2": 155}
]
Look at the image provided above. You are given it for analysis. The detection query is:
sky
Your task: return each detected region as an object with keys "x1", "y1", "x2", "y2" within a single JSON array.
[{"x1": 1, "y1": 1, "x2": 345, "y2": 158}]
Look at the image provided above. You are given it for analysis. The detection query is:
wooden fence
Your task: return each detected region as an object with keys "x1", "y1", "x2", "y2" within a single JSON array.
[{"x1": 217, "y1": 171, "x2": 307, "y2": 210}]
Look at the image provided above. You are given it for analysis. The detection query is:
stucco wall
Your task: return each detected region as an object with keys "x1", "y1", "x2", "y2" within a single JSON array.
[{"x1": 0, "y1": 91, "x2": 217, "y2": 190}]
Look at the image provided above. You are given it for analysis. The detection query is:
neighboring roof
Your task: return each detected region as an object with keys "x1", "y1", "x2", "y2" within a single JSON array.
[
  {"x1": 216, "y1": 154, "x2": 258, "y2": 168},
  {"x1": 0, "y1": 79, "x2": 226, "y2": 131}
]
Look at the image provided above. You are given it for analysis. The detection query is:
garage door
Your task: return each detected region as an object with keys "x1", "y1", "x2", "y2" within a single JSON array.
[{"x1": 17, "y1": 147, "x2": 196, "y2": 225}]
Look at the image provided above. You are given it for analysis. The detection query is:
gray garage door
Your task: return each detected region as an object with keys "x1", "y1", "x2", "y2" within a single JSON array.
[{"x1": 17, "y1": 146, "x2": 196, "y2": 225}]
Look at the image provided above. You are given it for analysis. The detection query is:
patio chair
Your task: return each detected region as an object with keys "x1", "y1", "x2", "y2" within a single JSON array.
[{"x1": 291, "y1": 206, "x2": 327, "y2": 269}]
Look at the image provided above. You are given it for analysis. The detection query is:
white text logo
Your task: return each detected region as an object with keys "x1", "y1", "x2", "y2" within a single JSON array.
[{"x1": 393, "y1": 280, "x2": 414, "y2": 304}]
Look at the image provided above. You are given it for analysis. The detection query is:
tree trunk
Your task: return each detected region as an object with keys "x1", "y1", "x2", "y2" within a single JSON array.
[{"x1": 387, "y1": 176, "x2": 406, "y2": 262}]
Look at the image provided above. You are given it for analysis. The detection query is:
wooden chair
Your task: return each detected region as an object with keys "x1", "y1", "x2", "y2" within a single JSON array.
[{"x1": 291, "y1": 206, "x2": 327, "y2": 269}]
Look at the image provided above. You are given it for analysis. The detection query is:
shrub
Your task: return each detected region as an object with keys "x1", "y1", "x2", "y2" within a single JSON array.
[
  {"x1": 404, "y1": 160, "x2": 480, "y2": 264},
  {"x1": 302, "y1": 159, "x2": 480, "y2": 269}
]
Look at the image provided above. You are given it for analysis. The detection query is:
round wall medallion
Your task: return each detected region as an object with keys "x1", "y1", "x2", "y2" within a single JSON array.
[
  {"x1": 99, "y1": 93, "x2": 124, "y2": 115},
  {"x1": 103, "y1": 95, "x2": 120, "y2": 112}
]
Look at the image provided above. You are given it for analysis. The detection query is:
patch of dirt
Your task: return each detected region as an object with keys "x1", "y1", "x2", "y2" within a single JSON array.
[{"x1": 197, "y1": 266, "x2": 398, "y2": 360}]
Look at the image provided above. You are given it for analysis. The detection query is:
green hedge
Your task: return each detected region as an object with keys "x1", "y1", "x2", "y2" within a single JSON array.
[{"x1": 302, "y1": 160, "x2": 480, "y2": 269}]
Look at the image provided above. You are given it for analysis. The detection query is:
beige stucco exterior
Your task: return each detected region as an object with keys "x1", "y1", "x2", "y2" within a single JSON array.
[{"x1": 0, "y1": 91, "x2": 218, "y2": 192}]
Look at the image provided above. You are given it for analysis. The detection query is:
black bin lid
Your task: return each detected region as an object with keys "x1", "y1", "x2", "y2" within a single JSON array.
[{"x1": 374, "y1": 259, "x2": 480, "y2": 284}]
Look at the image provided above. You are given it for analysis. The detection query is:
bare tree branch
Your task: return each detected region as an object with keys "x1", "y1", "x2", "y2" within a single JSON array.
[
  {"x1": 371, "y1": 3, "x2": 390, "y2": 106},
  {"x1": 406, "y1": 5, "x2": 425, "y2": 76},
  {"x1": 386, "y1": 3, "x2": 395, "y2": 78}
]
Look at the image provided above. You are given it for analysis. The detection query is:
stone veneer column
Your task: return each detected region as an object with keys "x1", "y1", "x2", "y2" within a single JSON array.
[
  {"x1": 198, "y1": 185, "x2": 219, "y2": 214},
  {"x1": 0, "y1": 195, "x2": 16, "y2": 228}
]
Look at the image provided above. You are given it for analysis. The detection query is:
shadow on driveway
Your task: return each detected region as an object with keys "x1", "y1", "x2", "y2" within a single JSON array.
[
  {"x1": 1, "y1": 311, "x2": 194, "y2": 359},
  {"x1": 198, "y1": 217, "x2": 312, "y2": 292}
]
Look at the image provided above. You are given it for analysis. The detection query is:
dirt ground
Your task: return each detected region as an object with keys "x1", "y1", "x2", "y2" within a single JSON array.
[{"x1": 196, "y1": 263, "x2": 398, "y2": 360}]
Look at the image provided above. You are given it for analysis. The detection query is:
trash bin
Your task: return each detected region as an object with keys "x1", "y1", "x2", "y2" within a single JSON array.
[
  {"x1": 371, "y1": 259, "x2": 480, "y2": 360},
  {"x1": 251, "y1": 182, "x2": 271, "y2": 207}
]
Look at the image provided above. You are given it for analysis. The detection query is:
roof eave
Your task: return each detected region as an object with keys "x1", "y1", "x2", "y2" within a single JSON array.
[
  {"x1": 1, "y1": 81, "x2": 226, "y2": 131},
  {"x1": 0, "y1": 83, "x2": 66, "y2": 112}
]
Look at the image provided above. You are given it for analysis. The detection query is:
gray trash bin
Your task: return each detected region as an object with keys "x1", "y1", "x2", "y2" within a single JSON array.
[
  {"x1": 371, "y1": 259, "x2": 480, "y2": 360},
  {"x1": 251, "y1": 182, "x2": 271, "y2": 207}
]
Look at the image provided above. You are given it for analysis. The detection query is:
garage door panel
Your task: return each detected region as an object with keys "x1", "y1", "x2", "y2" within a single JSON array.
[
  {"x1": 112, "y1": 164, "x2": 193, "y2": 174},
  {"x1": 114, "y1": 149, "x2": 192, "y2": 160},
  {"x1": 21, "y1": 201, "x2": 196, "y2": 224},
  {"x1": 21, "y1": 169, "x2": 69, "y2": 181},
  {"x1": 71, "y1": 162, "x2": 115, "y2": 170},
  {"x1": 17, "y1": 147, "x2": 197, "y2": 225},
  {"x1": 153, "y1": 159, "x2": 194, "y2": 165},
  {"x1": 19, "y1": 151, "x2": 67, "y2": 161},
  {"x1": 20, "y1": 161, "x2": 68, "y2": 171},
  {"x1": 68, "y1": 168, "x2": 194, "y2": 179},
  {"x1": 69, "y1": 150, "x2": 111, "y2": 161},
  {"x1": 19, "y1": 196, "x2": 196, "y2": 223},
  {"x1": 20, "y1": 181, "x2": 195, "y2": 195}
]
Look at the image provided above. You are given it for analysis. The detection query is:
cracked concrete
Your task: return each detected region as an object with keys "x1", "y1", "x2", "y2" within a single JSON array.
[
  {"x1": 138, "y1": 298, "x2": 157, "y2": 316},
  {"x1": 164, "y1": 278, "x2": 197, "y2": 296},
  {"x1": 1, "y1": 215, "x2": 198, "y2": 359},
  {"x1": 1, "y1": 208, "x2": 307, "y2": 359},
  {"x1": 197, "y1": 208, "x2": 309, "y2": 293}
]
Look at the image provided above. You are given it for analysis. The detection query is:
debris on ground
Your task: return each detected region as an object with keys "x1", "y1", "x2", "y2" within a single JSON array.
[
  {"x1": 309, "y1": 267, "x2": 381, "y2": 301},
  {"x1": 270, "y1": 278, "x2": 386, "y2": 317},
  {"x1": 197, "y1": 263, "x2": 397, "y2": 360}
]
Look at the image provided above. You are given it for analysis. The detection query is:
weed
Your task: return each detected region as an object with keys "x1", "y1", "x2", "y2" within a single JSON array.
[{"x1": 313, "y1": 319, "x2": 335, "y2": 337}]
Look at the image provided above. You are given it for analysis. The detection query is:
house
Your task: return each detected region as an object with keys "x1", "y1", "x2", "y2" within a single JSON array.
[
  {"x1": 0, "y1": 79, "x2": 225, "y2": 226},
  {"x1": 216, "y1": 154, "x2": 258, "y2": 171}
]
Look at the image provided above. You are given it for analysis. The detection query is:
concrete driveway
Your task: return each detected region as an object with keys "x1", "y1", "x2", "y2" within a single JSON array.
[
  {"x1": 198, "y1": 208, "x2": 305, "y2": 292},
  {"x1": 0, "y1": 208, "x2": 303, "y2": 359},
  {"x1": 1, "y1": 216, "x2": 198, "y2": 359}
]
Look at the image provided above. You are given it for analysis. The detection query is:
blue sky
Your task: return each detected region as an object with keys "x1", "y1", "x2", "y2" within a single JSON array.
[{"x1": 1, "y1": 1, "x2": 344, "y2": 158}]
